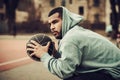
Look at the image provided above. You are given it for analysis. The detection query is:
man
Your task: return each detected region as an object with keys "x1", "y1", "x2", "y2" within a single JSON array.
[{"x1": 27, "y1": 6, "x2": 120, "y2": 80}]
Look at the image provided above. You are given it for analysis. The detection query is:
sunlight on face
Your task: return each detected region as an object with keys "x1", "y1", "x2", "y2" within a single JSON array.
[{"x1": 48, "y1": 13, "x2": 62, "y2": 39}]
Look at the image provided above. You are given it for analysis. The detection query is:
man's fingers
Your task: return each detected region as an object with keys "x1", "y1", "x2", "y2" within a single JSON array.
[
  {"x1": 26, "y1": 48, "x2": 35, "y2": 56},
  {"x1": 27, "y1": 43, "x2": 36, "y2": 48},
  {"x1": 26, "y1": 48, "x2": 34, "y2": 51},
  {"x1": 30, "y1": 40, "x2": 39, "y2": 46},
  {"x1": 30, "y1": 53, "x2": 35, "y2": 57}
]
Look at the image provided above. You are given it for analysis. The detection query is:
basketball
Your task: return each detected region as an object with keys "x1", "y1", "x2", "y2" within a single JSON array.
[{"x1": 26, "y1": 34, "x2": 54, "y2": 61}]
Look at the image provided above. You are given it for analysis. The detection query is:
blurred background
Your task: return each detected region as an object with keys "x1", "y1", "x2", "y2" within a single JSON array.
[
  {"x1": 0, "y1": 0, "x2": 120, "y2": 80},
  {"x1": 0, "y1": 0, "x2": 120, "y2": 38}
]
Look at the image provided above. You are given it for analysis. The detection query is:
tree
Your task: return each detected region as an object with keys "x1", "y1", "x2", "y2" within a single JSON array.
[
  {"x1": 4, "y1": 0, "x2": 19, "y2": 36},
  {"x1": 109, "y1": 0, "x2": 120, "y2": 39}
]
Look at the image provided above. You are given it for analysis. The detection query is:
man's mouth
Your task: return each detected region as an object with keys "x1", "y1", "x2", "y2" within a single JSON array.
[{"x1": 52, "y1": 31, "x2": 58, "y2": 36}]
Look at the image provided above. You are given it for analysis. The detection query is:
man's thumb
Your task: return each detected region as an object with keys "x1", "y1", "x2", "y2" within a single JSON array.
[{"x1": 46, "y1": 41, "x2": 50, "y2": 48}]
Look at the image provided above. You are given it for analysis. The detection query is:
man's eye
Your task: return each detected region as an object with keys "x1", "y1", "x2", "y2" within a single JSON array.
[{"x1": 52, "y1": 20, "x2": 58, "y2": 24}]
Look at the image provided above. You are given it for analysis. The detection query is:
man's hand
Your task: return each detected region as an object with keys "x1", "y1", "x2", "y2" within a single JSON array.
[{"x1": 26, "y1": 40, "x2": 50, "y2": 58}]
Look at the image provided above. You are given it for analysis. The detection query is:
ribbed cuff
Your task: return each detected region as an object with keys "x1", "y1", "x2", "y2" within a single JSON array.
[{"x1": 41, "y1": 53, "x2": 53, "y2": 68}]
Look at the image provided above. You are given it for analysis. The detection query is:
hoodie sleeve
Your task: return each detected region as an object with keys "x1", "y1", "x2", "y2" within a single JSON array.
[{"x1": 41, "y1": 41, "x2": 82, "y2": 79}]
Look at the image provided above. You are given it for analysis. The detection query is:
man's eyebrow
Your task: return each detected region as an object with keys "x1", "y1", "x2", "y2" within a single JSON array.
[{"x1": 49, "y1": 18, "x2": 56, "y2": 23}]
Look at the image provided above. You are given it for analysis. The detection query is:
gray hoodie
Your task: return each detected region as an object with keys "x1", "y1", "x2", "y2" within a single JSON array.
[{"x1": 41, "y1": 6, "x2": 120, "y2": 80}]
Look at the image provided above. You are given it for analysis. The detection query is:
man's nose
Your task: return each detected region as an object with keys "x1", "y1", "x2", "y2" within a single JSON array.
[{"x1": 50, "y1": 24, "x2": 55, "y2": 30}]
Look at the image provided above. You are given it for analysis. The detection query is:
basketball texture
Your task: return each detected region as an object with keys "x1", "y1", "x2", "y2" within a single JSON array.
[{"x1": 26, "y1": 34, "x2": 54, "y2": 61}]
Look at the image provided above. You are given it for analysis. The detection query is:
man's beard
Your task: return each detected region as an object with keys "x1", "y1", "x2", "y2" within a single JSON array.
[{"x1": 56, "y1": 30, "x2": 62, "y2": 39}]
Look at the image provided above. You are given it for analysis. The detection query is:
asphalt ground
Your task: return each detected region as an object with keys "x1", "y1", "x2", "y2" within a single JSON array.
[
  {"x1": 0, "y1": 62, "x2": 59, "y2": 80},
  {"x1": 0, "y1": 34, "x2": 59, "y2": 80}
]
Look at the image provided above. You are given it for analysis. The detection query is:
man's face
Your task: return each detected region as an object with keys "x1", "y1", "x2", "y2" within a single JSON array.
[{"x1": 48, "y1": 12, "x2": 62, "y2": 39}]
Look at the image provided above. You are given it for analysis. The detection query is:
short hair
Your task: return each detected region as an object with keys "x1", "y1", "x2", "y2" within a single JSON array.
[{"x1": 48, "y1": 7, "x2": 63, "y2": 18}]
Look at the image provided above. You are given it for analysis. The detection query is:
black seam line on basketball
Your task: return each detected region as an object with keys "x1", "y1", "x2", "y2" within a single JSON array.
[
  {"x1": 34, "y1": 34, "x2": 46, "y2": 44},
  {"x1": 40, "y1": 41, "x2": 51, "y2": 46},
  {"x1": 34, "y1": 34, "x2": 43, "y2": 44}
]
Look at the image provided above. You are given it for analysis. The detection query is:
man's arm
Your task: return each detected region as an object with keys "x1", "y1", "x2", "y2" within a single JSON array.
[{"x1": 41, "y1": 41, "x2": 82, "y2": 79}]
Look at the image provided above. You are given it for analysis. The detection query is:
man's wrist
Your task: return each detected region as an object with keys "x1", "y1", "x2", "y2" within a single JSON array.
[{"x1": 41, "y1": 53, "x2": 52, "y2": 62}]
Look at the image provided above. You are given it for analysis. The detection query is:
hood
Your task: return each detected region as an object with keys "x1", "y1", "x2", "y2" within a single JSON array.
[{"x1": 61, "y1": 6, "x2": 84, "y2": 37}]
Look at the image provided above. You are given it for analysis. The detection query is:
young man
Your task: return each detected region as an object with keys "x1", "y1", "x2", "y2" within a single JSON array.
[{"x1": 27, "y1": 6, "x2": 120, "y2": 80}]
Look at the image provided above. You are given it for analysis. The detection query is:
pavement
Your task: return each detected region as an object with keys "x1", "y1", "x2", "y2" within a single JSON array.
[
  {"x1": 0, "y1": 62, "x2": 59, "y2": 80},
  {"x1": 0, "y1": 34, "x2": 59, "y2": 80},
  {"x1": 0, "y1": 31, "x2": 116, "y2": 80}
]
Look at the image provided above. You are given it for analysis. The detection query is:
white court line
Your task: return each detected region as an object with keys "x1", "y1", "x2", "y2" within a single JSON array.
[{"x1": 0, "y1": 57, "x2": 30, "y2": 66}]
